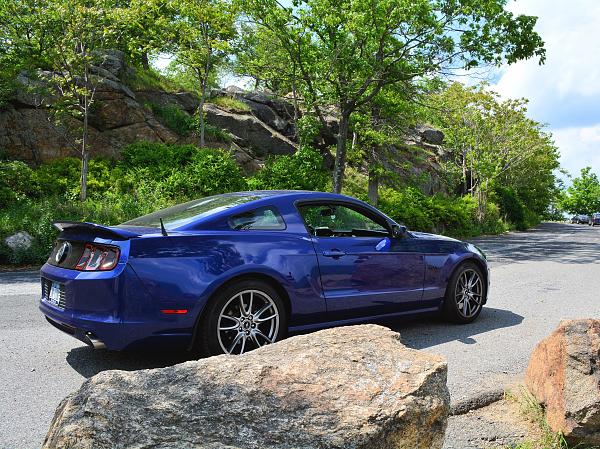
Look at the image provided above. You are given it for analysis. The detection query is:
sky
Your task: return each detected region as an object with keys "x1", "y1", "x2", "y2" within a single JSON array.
[{"x1": 491, "y1": 0, "x2": 600, "y2": 180}]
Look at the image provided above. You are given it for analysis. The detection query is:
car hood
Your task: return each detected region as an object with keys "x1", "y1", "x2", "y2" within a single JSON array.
[{"x1": 410, "y1": 231, "x2": 461, "y2": 243}]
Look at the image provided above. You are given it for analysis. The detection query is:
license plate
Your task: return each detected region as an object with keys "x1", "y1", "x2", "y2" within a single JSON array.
[{"x1": 48, "y1": 282, "x2": 61, "y2": 308}]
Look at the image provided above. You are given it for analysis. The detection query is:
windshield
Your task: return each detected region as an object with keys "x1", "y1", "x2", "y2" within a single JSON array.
[{"x1": 121, "y1": 193, "x2": 262, "y2": 230}]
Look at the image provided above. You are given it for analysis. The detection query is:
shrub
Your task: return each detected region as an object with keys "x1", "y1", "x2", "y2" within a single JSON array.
[
  {"x1": 119, "y1": 142, "x2": 197, "y2": 177},
  {"x1": 493, "y1": 186, "x2": 528, "y2": 230},
  {"x1": 34, "y1": 158, "x2": 81, "y2": 197},
  {"x1": 0, "y1": 161, "x2": 40, "y2": 207},
  {"x1": 249, "y1": 147, "x2": 328, "y2": 192},
  {"x1": 378, "y1": 187, "x2": 507, "y2": 237},
  {"x1": 161, "y1": 148, "x2": 247, "y2": 199}
]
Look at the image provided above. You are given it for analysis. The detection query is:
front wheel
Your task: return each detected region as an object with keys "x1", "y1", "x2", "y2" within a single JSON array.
[
  {"x1": 195, "y1": 279, "x2": 288, "y2": 357},
  {"x1": 443, "y1": 262, "x2": 486, "y2": 324}
]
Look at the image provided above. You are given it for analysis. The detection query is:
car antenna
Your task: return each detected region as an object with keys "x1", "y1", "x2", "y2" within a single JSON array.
[{"x1": 160, "y1": 218, "x2": 169, "y2": 237}]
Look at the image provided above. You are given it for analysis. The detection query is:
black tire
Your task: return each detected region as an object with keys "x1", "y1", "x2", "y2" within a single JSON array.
[
  {"x1": 195, "y1": 279, "x2": 288, "y2": 357},
  {"x1": 443, "y1": 261, "x2": 486, "y2": 324}
]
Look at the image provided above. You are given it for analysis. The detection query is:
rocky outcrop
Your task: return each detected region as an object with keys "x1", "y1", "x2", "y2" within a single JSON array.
[
  {"x1": 43, "y1": 325, "x2": 449, "y2": 449},
  {"x1": 526, "y1": 319, "x2": 600, "y2": 445},
  {"x1": 204, "y1": 103, "x2": 296, "y2": 156}
]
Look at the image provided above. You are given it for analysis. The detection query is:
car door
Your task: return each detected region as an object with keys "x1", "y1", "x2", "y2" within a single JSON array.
[{"x1": 297, "y1": 202, "x2": 425, "y2": 320}]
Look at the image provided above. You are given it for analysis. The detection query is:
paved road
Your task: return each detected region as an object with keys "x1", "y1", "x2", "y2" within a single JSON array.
[{"x1": 2, "y1": 222, "x2": 600, "y2": 449}]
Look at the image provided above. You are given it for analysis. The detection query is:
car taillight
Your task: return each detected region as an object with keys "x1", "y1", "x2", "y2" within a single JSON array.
[{"x1": 75, "y1": 244, "x2": 120, "y2": 271}]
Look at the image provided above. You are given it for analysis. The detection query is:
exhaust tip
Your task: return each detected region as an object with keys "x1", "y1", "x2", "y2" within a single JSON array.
[{"x1": 85, "y1": 332, "x2": 107, "y2": 350}]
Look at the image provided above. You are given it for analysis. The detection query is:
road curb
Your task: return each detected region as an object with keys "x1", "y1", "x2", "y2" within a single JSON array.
[{"x1": 450, "y1": 389, "x2": 505, "y2": 416}]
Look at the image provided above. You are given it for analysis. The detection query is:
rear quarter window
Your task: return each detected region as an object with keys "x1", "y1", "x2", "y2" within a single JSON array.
[{"x1": 229, "y1": 207, "x2": 286, "y2": 231}]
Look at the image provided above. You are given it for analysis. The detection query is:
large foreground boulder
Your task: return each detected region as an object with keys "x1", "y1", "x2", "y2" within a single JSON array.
[
  {"x1": 526, "y1": 319, "x2": 600, "y2": 444},
  {"x1": 43, "y1": 325, "x2": 449, "y2": 449}
]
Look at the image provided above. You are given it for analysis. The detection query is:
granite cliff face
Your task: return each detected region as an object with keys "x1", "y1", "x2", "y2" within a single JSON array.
[{"x1": 0, "y1": 50, "x2": 446, "y2": 184}]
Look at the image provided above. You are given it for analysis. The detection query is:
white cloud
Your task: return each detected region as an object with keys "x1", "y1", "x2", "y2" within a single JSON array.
[
  {"x1": 491, "y1": 0, "x2": 600, "y2": 178},
  {"x1": 553, "y1": 124, "x2": 600, "y2": 177}
]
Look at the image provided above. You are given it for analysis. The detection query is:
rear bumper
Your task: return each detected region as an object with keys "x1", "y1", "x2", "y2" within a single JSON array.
[
  {"x1": 39, "y1": 299, "x2": 130, "y2": 350},
  {"x1": 39, "y1": 263, "x2": 194, "y2": 351}
]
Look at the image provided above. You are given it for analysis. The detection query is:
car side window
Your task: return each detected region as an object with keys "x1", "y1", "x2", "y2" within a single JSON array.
[
  {"x1": 298, "y1": 204, "x2": 388, "y2": 237},
  {"x1": 229, "y1": 207, "x2": 286, "y2": 230}
]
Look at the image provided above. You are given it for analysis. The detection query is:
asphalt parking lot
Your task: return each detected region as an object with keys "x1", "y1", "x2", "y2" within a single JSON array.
[{"x1": 2, "y1": 221, "x2": 600, "y2": 449}]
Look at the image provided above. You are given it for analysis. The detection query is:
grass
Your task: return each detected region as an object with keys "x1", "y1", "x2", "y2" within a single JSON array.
[
  {"x1": 146, "y1": 103, "x2": 231, "y2": 142},
  {"x1": 147, "y1": 103, "x2": 195, "y2": 137},
  {"x1": 209, "y1": 96, "x2": 251, "y2": 113},
  {"x1": 123, "y1": 66, "x2": 189, "y2": 93},
  {"x1": 504, "y1": 387, "x2": 571, "y2": 449}
]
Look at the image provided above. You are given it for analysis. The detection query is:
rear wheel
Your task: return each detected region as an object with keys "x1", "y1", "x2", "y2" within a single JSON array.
[
  {"x1": 443, "y1": 262, "x2": 486, "y2": 324},
  {"x1": 196, "y1": 279, "x2": 288, "y2": 357}
]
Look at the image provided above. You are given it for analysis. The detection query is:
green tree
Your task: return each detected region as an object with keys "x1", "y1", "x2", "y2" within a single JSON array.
[
  {"x1": 240, "y1": 0, "x2": 546, "y2": 193},
  {"x1": 164, "y1": 0, "x2": 238, "y2": 147},
  {"x1": 561, "y1": 167, "x2": 600, "y2": 215},
  {"x1": 429, "y1": 82, "x2": 559, "y2": 222}
]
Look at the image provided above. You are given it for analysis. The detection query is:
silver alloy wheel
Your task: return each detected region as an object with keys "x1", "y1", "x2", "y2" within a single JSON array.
[
  {"x1": 454, "y1": 268, "x2": 483, "y2": 318},
  {"x1": 217, "y1": 289, "x2": 280, "y2": 355}
]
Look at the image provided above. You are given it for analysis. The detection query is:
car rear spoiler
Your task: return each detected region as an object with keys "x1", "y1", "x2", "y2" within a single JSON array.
[{"x1": 53, "y1": 221, "x2": 143, "y2": 240}]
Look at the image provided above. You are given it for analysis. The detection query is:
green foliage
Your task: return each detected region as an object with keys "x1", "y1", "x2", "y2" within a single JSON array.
[
  {"x1": 123, "y1": 66, "x2": 189, "y2": 93},
  {"x1": 209, "y1": 96, "x2": 251, "y2": 113},
  {"x1": 248, "y1": 147, "x2": 328, "y2": 192},
  {"x1": 147, "y1": 103, "x2": 196, "y2": 136},
  {"x1": 428, "y1": 82, "x2": 560, "y2": 224},
  {"x1": 0, "y1": 161, "x2": 40, "y2": 207},
  {"x1": 161, "y1": 147, "x2": 247, "y2": 198},
  {"x1": 240, "y1": 0, "x2": 546, "y2": 192},
  {"x1": 0, "y1": 143, "x2": 247, "y2": 264},
  {"x1": 378, "y1": 187, "x2": 506, "y2": 238},
  {"x1": 561, "y1": 167, "x2": 600, "y2": 215},
  {"x1": 493, "y1": 186, "x2": 527, "y2": 230}
]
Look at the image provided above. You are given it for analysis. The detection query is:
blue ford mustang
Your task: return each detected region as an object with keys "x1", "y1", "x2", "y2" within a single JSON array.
[{"x1": 40, "y1": 191, "x2": 489, "y2": 355}]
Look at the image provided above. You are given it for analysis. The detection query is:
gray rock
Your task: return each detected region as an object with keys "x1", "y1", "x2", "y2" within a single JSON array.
[
  {"x1": 96, "y1": 50, "x2": 126, "y2": 78},
  {"x1": 4, "y1": 232, "x2": 33, "y2": 251},
  {"x1": 204, "y1": 103, "x2": 296, "y2": 155},
  {"x1": 95, "y1": 77, "x2": 136, "y2": 100},
  {"x1": 416, "y1": 125, "x2": 444, "y2": 146},
  {"x1": 43, "y1": 325, "x2": 449, "y2": 449},
  {"x1": 13, "y1": 71, "x2": 56, "y2": 108},
  {"x1": 245, "y1": 100, "x2": 288, "y2": 132},
  {"x1": 135, "y1": 91, "x2": 200, "y2": 114},
  {"x1": 224, "y1": 85, "x2": 246, "y2": 95}
]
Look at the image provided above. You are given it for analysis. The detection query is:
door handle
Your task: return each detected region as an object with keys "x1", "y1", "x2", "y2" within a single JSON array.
[{"x1": 322, "y1": 250, "x2": 346, "y2": 258}]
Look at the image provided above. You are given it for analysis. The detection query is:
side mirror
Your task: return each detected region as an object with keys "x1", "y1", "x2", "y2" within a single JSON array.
[{"x1": 391, "y1": 224, "x2": 407, "y2": 238}]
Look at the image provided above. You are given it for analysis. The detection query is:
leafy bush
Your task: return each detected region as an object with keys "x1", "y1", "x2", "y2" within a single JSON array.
[
  {"x1": 493, "y1": 186, "x2": 527, "y2": 230},
  {"x1": 34, "y1": 158, "x2": 81, "y2": 196},
  {"x1": 209, "y1": 96, "x2": 251, "y2": 113},
  {"x1": 120, "y1": 142, "x2": 198, "y2": 176},
  {"x1": 378, "y1": 187, "x2": 507, "y2": 237},
  {"x1": 0, "y1": 161, "x2": 40, "y2": 207},
  {"x1": 248, "y1": 147, "x2": 328, "y2": 191},
  {"x1": 161, "y1": 148, "x2": 247, "y2": 199}
]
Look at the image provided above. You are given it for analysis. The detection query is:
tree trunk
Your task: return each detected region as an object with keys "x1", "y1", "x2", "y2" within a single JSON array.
[
  {"x1": 199, "y1": 80, "x2": 207, "y2": 147},
  {"x1": 332, "y1": 110, "x2": 350, "y2": 194},
  {"x1": 368, "y1": 171, "x2": 379, "y2": 206},
  {"x1": 462, "y1": 151, "x2": 468, "y2": 195},
  {"x1": 141, "y1": 52, "x2": 150, "y2": 70},
  {"x1": 80, "y1": 74, "x2": 89, "y2": 202}
]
